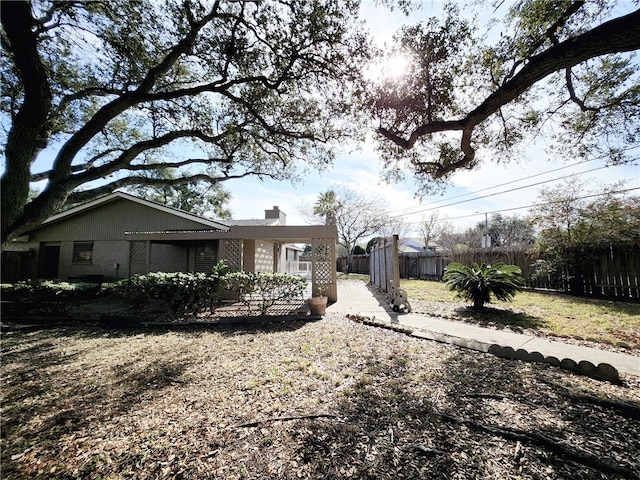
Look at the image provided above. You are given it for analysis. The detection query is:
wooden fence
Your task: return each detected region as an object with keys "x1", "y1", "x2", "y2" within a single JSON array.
[
  {"x1": 368, "y1": 236, "x2": 399, "y2": 294},
  {"x1": 336, "y1": 255, "x2": 370, "y2": 274},
  {"x1": 347, "y1": 242, "x2": 640, "y2": 301}
]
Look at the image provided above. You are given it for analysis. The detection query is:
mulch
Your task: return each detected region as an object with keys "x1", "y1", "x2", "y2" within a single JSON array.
[{"x1": 2, "y1": 313, "x2": 639, "y2": 479}]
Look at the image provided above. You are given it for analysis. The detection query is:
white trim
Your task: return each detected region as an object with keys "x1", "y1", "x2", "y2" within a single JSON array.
[{"x1": 42, "y1": 191, "x2": 230, "y2": 231}]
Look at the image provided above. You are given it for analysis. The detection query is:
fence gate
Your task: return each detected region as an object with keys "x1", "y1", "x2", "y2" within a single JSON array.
[{"x1": 370, "y1": 235, "x2": 400, "y2": 294}]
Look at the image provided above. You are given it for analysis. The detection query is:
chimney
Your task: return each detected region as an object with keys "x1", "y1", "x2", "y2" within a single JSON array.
[{"x1": 265, "y1": 205, "x2": 286, "y2": 225}]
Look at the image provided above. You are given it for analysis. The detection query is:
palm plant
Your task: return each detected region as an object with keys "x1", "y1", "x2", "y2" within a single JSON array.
[{"x1": 443, "y1": 262, "x2": 524, "y2": 310}]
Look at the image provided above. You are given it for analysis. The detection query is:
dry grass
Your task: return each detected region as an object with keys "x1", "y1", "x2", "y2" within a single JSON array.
[
  {"x1": 395, "y1": 279, "x2": 640, "y2": 346},
  {"x1": 2, "y1": 315, "x2": 640, "y2": 479}
]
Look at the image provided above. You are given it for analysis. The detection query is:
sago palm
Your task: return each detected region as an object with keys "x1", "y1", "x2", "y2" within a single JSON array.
[{"x1": 443, "y1": 262, "x2": 524, "y2": 310}]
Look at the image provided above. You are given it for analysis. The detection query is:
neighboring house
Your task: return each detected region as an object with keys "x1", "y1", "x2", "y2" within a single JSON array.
[
  {"x1": 1, "y1": 192, "x2": 337, "y2": 300},
  {"x1": 399, "y1": 237, "x2": 440, "y2": 255}
]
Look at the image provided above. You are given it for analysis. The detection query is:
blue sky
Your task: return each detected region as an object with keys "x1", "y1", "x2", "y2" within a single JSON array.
[
  {"x1": 225, "y1": 1, "x2": 640, "y2": 232},
  {"x1": 9, "y1": 1, "x2": 640, "y2": 235}
]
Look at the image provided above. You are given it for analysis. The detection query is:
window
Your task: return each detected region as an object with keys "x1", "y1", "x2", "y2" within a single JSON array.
[
  {"x1": 72, "y1": 241, "x2": 94, "y2": 264},
  {"x1": 195, "y1": 241, "x2": 218, "y2": 273}
]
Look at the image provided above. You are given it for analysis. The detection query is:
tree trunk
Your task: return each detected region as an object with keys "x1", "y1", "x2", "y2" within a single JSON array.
[
  {"x1": 473, "y1": 297, "x2": 485, "y2": 310},
  {"x1": 1, "y1": 0, "x2": 53, "y2": 242}
]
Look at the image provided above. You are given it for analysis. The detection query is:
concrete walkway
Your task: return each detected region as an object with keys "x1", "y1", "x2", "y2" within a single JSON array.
[{"x1": 327, "y1": 279, "x2": 640, "y2": 381}]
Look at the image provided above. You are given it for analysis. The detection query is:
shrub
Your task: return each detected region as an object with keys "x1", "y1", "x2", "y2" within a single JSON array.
[
  {"x1": 110, "y1": 272, "x2": 216, "y2": 315},
  {"x1": 1, "y1": 280, "x2": 101, "y2": 315},
  {"x1": 443, "y1": 262, "x2": 524, "y2": 310},
  {"x1": 223, "y1": 272, "x2": 307, "y2": 315}
]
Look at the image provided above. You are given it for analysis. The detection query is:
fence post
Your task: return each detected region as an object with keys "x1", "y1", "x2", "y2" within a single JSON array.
[{"x1": 392, "y1": 234, "x2": 400, "y2": 290}]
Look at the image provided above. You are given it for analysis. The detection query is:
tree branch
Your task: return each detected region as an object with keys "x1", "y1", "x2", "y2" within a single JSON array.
[
  {"x1": 379, "y1": 8, "x2": 640, "y2": 177},
  {"x1": 48, "y1": 2, "x2": 223, "y2": 186},
  {"x1": 503, "y1": 1, "x2": 585, "y2": 84},
  {"x1": 66, "y1": 129, "x2": 235, "y2": 186},
  {"x1": 437, "y1": 412, "x2": 638, "y2": 478},
  {"x1": 66, "y1": 170, "x2": 275, "y2": 205}
]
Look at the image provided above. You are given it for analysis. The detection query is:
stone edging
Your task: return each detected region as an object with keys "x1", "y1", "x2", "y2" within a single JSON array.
[{"x1": 346, "y1": 314, "x2": 622, "y2": 384}]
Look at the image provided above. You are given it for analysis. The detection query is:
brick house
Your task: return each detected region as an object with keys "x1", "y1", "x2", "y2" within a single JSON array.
[{"x1": 1, "y1": 192, "x2": 337, "y2": 300}]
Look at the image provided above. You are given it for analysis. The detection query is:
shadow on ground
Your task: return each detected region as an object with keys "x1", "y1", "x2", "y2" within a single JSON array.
[{"x1": 453, "y1": 305, "x2": 545, "y2": 330}]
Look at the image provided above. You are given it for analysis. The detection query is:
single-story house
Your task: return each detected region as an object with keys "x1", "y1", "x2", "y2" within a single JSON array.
[
  {"x1": 1, "y1": 192, "x2": 337, "y2": 300},
  {"x1": 399, "y1": 237, "x2": 440, "y2": 255}
]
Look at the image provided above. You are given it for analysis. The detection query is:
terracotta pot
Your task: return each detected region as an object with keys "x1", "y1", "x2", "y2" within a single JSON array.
[{"x1": 306, "y1": 296, "x2": 328, "y2": 315}]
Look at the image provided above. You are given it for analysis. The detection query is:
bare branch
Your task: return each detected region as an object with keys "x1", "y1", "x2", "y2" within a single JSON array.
[
  {"x1": 564, "y1": 67, "x2": 602, "y2": 113},
  {"x1": 66, "y1": 170, "x2": 275, "y2": 204}
]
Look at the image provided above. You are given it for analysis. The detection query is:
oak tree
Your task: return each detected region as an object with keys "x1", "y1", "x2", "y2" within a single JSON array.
[
  {"x1": 369, "y1": 1, "x2": 640, "y2": 196},
  {"x1": 1, "y1": 0, "x2": 368, "y2": 242}
]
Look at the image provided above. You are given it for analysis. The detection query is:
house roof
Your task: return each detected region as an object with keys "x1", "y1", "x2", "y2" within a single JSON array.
[
  {"x1": 227, "y1": 218, "x2": 281, "y2": 227},
  {"x1": 399, "y1": 237, "x2": 440, "y2": 253},
  {"x1": 41, "y1": 191, "x2": 231, "y2": 232}
]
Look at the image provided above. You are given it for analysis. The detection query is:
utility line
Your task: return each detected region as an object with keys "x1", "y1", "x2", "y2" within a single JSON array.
[
  {"x1": 389, "y1": 157, "x2": 638, "y2": 219},
  {"x1": 399, "y1": 186, "x2": 640, "y2": 227},
  {"x1": 389, "y1": 146, "x2": 639, "y2": 216},
  {"x1": 389, "y1": 157, "x2": 596, "y2": 215}
]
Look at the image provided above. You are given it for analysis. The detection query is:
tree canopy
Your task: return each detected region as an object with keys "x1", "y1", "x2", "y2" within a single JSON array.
[
  {"x1": 529, "y1": 177, "x2": 640, "y2": 287},
  {"x1": 1, "y1": 0, "x2": 368, "y2": 242},
  {"x1": 368, "y1": 1, "x2": 640, "y2": 195},
  {"x1": 3, "y1": 0, "x2": 639, "y2": 244},
  {"x1": 127, "y1": 175, "x2": 233, "y2": 220}
]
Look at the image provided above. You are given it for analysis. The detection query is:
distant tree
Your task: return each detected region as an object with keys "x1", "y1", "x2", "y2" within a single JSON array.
[
  {"x1": 366, "y1": 237, "x2": 384, "y2": 254},
  {"x1": 529, "y1": 177, "x2": 640, "y2": 289},
  {"x1": 379, "y1": 217, "x2": 412, "y2": 242},
  {"x1": 313, "y1": 190, "x2": 338, "y2": 225},
  {"x1": 352, "y1": 245, "x2": 366, "y2": 255},
  {"x1": 487, "y1": 214, "x2": 536, "y2": 248},
  {"x1": 300, "y1": 185, "x2": 389, "y2": 265},
  {"x1": 418, "y1": 211, "x2": 448, "y2": 249},
  {"x1": 128, "y1": 169, "x2": 232, "y2": 219},
  {"x1": 464, "y1": 213, "x2": 536, "y2": 248},
  {"x1": 437, "y1": 230, "x2": 471, "y2": 255}
]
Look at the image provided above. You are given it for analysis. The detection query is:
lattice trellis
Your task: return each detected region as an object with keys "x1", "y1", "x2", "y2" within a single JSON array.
[
  {"x1": 311, "y1": 238, "x2": 334, "y2": 297},
  {"x1": 223, "y1": 239, "x2": 242, "y2": 271},
  {"x1": 129, "y1": 241, "x2": 147, "y2": 276}
]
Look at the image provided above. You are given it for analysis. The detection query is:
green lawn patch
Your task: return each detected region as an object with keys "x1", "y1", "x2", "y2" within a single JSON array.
[{"x1": 375, "y1": 278, "x2": 640, "y2": 344}]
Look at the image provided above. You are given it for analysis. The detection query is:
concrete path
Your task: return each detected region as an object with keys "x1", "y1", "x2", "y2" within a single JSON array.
[{"x1": 327, "y1": 279, "x2": 640, "y2": 380}]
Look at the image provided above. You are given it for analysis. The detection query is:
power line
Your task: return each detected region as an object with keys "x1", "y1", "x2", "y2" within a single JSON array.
[
  {"x1": 390, "y1": 157, "x2": 638, "y2": 219},
  {"x1": 389, "y1": 146, "x2": 640, "y2": 216},
  {"x1": 400, "y1": 186, "x2": 640, "y2": 227},
  {"x1": 389, "y1": 157, "x2": 597, "y2": 215}
]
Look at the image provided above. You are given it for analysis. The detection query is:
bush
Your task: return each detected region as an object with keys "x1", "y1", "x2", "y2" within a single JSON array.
[
  {"x1": 110, "y1": 272, "x2": 216, "y2": 315},
  {"x1": 443, "y1": 262, "x2": 524, "y2": 310},
  {"x1": 1, "y1": 280, "x2": 101, "y2": 315},
  {"x1": 223, "y1": 272, "x2": 307, "y2": 315}
]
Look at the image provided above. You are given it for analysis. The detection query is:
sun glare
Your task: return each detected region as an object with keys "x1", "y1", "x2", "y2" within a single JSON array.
[
  {"x1": 381, "y1": 53, "x2": 410, "y2": 80},
  {"x1": 365, "y1": 53, "x2": 410, "y2": 83}
]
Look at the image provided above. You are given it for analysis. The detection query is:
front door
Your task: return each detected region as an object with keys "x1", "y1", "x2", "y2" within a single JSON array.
[{"x1": 41, "y1": 245, "x2": 60, "y2": 279}]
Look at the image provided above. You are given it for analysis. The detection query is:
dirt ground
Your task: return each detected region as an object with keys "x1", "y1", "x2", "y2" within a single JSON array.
[{"x1": 2, "y1": 313, "x2": 639, "y2": 479}]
